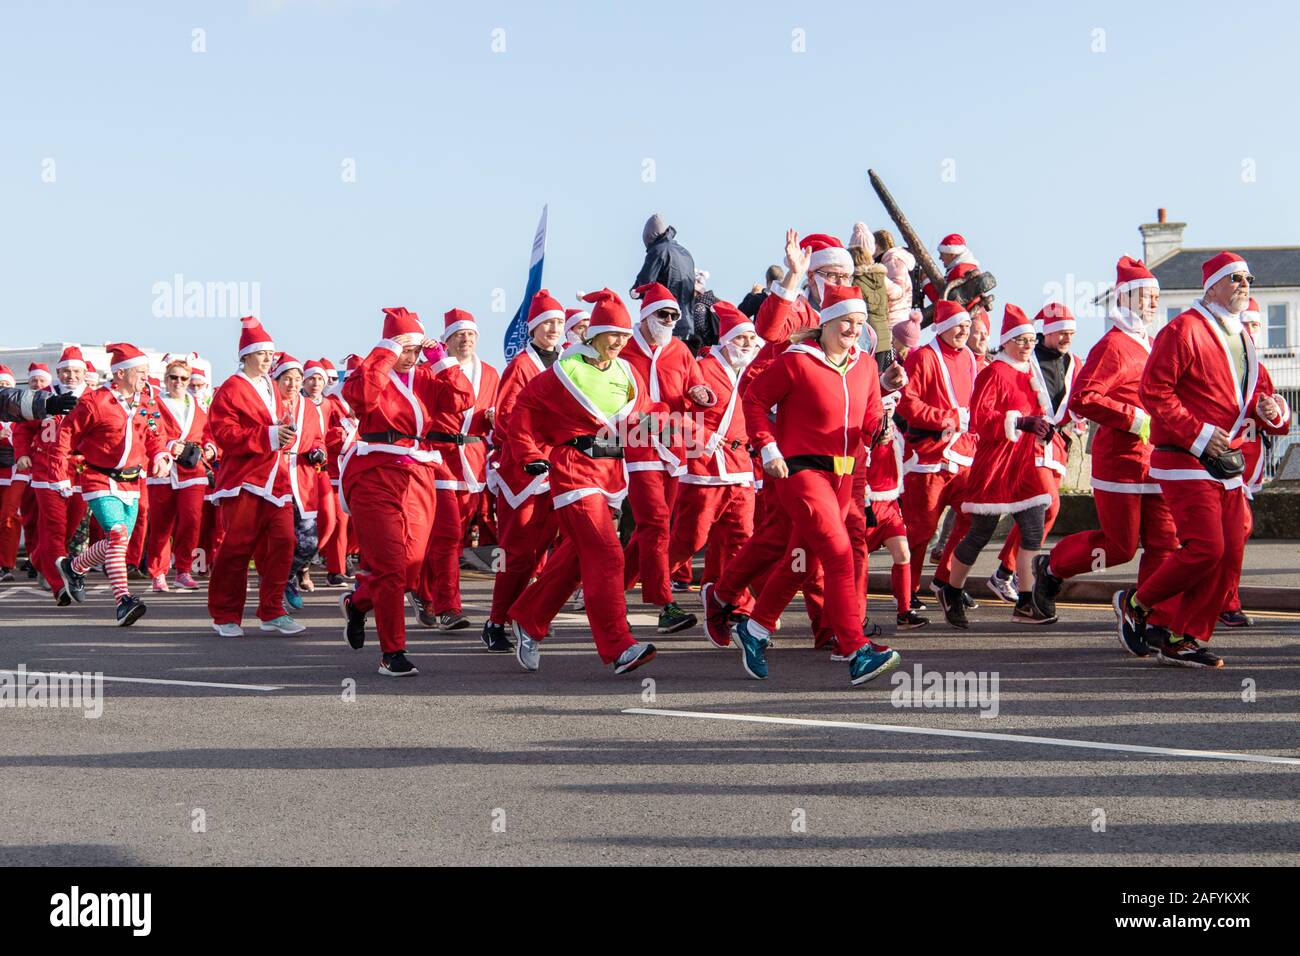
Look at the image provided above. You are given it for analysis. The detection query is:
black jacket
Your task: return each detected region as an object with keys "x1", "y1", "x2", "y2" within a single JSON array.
[
  {"x1": 0, "y1": 386, "x2": 53, "y2": 422},
  {"x1": 634, "y1": 226, "x2": 696, "y2": 335}
]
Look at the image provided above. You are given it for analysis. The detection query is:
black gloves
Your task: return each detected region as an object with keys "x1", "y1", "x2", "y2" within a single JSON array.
[
  {"x1": 524, "y1": 460, "x2": 550, "y2": 476},
  {"x1": 305, "y1": 449, "x2": 327, "y2": 466},
  {"x1": 176, "y1": 441, "x2": 203, "y2": 469},
  {"x1": 43, "y1": 391, "x2": 79, "y2": 416},
  {"x1": 1016, "y1": 415, "x2": 1053, "y2": 440}
]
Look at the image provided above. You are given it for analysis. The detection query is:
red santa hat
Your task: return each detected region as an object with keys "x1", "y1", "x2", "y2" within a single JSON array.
[
  {"x1": 381, "y1": 307, "x2": 424, "y2": 345},
  {"x1": 56, "y1": 346, "x2": 86, "y2": 371},
  {"x1": 339, "y1": 354, "x2": 362, "y2": 379},
  {"x1": 1202, "y1": 251, "x2": 1250, "y2": 293},
  {"x1": 931, "y1": 300, "x2": 973, "y2": 336},
  {"x1": 999, "y1": 305, "x2": 1035, "y2": 346},
  {"x1": 713, "y1": 300, "x2": 756, "y2": 345},
  {"x1": 237, "y1": 315, "x2": 275, "y2": 357},
  {"x1": 161, "y1": 351, "x2": 192, "y2": 370},
  {"x1": 272, "y1": 352, "x2": 304, "y2": 378},
  {"x1": 1242, "y1": 297, "x2": 1263, "y2": 326},
  {"x1": 442, "y1": 308, "x2": 477, "y2": 342},
  {"x1": 817, "y1": 284, "x2": 868, "y2": 325},
  {"x1": 0, "y1": 365, "x2": 15, "y2": 387},
  {"x1": 801, "y1": 233, "x2": 853, "y2": 274},
  {"x1": 85, "y1": 360, "x2": 98, "y2": 373},
  {"x1": 527, "y1": 290, "x2": 565, "y2": 331},
  {"x1": 1036, "y1": 302, "x2": 1076, "y2": 335},
  {"x1": 969, "y1": 306, "x2": 991, "y2": 335},
  {"x1": 1115, "y1": 256, "x2": 1158, "y2": 296},
  {"x1": 938, "y1": 233, "x2": 968, "y2": 255},
  {"x1": 302, "y1": 358, "x2": 327, "y2": 382},
  {"x1": 27, "y1": 362, "x2": 52, "y2": 384},
  {"x1": 189, "y1": 365, "x2": 208, "y2": 385},
  {"x1": 580, "y1": 289, "x2": 634, "y2": 338},
  {"x1": 105, "y1": 342, "x2": 149, "y2": 373},
  {"x1": 631, "y1": 282, "x2": 680, "y2": 320},
  {"x1": 564, "y1": 307, "x2": 591, "y2": 336}
]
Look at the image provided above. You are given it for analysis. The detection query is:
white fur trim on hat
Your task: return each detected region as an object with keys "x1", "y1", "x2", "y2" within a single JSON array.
[
  {"x1": 272, "y1": 358, "x2": 303, "y2": 378},
  {"x1": 931, "y1": 309, "x2": 972, "y2": 336},
  {"x1": 639, "y1": 298, "x2": 679, "y2": 320},
  {"x1": 564, "y1": 310, "x2": 591, "y2": 334},
  {"x1": 441, "y1": 320, "x2": 477, "y2": 342},
  {"x1": 719, "y1": 321, "x2": 756, "y2": 346},
  {"x1": 1000, "y1": 322, "x2": 1035, "y2": 346},
  {"x1": 1041, "y1": 318, "x2": 1077, "y2": 334},
  {"x1": 1115, "y1": 277, "x2": 1159, "y2": 296},
  {"x1": 56, "y1": 358, "x2": 87, "y2": 371},
  {"x1": 1204, "y1": 258, "x2": 1249, "y2": 292},
  {"x1": 527, "y1": 309, "x2": 564, "y2": 330},
  {"x1": 239, "y1": 339, "x2": 275, "y2": 358},
  {"x1": 111, "y1": 355, "x2": 150, "y2": 373},
  {"x1": 819, "y1": 299, "x2": 867, "y2": 325},
  {"x1": 808, "y1": 247, "x2": 853, "y2": 273}
]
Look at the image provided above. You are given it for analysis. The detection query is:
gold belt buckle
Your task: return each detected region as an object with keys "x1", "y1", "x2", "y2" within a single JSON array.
[{"x1": 832, "y1": 455, "x2": 854, "y2": 476}]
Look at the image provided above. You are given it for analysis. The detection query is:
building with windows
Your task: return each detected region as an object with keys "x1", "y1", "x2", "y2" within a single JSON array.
[{"x1": 0, "y1": 341, "x2": 170, "y2": 384}]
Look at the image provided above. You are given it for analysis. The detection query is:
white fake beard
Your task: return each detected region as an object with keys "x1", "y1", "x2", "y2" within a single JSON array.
[
  {"x1": 1206, "y1": 300, "x2": 1243, "y2": 335},
  {"x1": 566, "y1": 331, "x2": 584, "y2": 346},
  {"x1": 647, "y1": 321, "x2": 674, "y2": 347},
  {"x1": 723, "y1": 342, "x2": 756, "y2": 371}
]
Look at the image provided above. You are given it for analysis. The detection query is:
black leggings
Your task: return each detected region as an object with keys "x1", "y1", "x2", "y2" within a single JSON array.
[{"x1": 953, "y1": 504, "x2": 1047, "y2": 568}]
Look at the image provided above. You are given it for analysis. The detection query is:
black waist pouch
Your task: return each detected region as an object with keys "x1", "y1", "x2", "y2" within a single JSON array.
[{"x1": 1157, "y1": 445, "x2": 1245, "y2": 480}]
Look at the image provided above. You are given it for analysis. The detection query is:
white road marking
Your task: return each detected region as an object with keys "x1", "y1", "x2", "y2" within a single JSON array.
[
  {"x1": 623, "y1": 708, "x2": 1300, "y2": 766},
  {"x1": 0, "y1": 669, "x2": 281, "y2": 691}
]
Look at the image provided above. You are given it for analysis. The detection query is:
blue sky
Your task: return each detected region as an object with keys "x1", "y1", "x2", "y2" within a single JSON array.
[{"x1": 3, "y1": 0, "x2": 1297, "y2": 377}]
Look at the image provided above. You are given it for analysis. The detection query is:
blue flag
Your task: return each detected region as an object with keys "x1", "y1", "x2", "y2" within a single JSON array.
[{"x1": 503, "y1": 205, "x2": 548, "y2": 362}]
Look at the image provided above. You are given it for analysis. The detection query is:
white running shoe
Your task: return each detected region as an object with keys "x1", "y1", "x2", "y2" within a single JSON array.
[
  {"x1": 212, "y1": 622, "x2": 244, "y2": 638},
  {"x1": 259, "y1": 615, "x2": 306, "y2": 635},
  {"x1": 513, "y1": 622, "x2": 541, "y2": 671}
]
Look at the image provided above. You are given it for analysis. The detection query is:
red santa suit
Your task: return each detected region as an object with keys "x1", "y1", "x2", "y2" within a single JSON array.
[
  {"x1": 1137, "y1": 261, "x2": 1289, "y2": 643},
  {"x1": 1047, "y1": 259, "x2": 1179, "y2": 613},
  {"x1": 300, "y1": 360, "x2": 336, "y2": 580},
  {"x1": 146, "y1": 363, "x2": 214, "y2": 582},
  {"x1": 206, "y1": 317, "x2": 297, "y2": 627},
  {"x1": 1223, "y1": 301, "x2": 1282, "y2": 615},
  {"x1": 897, "y1": 300, "x2": 978, "y2": 589},
  {"x1": 0, "y1": 380, "x2": 23, "y2": 569},
  {"x1": 65, "y1": 346, "x2": 166, "y2": 602},
  {"x1": 706, "y1": 235, "x2": 851, "y2": 647},
  {"x1": 742, "y1": 284, "x2": 885, "y2": 656},
  {"x1": 994, "y1": 306, "x2": 1084, "y2": 573},
  {"x1": 318, "y1": 358, "x2": 359, "y2": 578},
  {"x1": 340, "y1": 311, "x2": 474, "y2": 656},
  {"x1": 485, "y1": 291, "x2": 566, "y2": 626},
  {"x1": 27, "y1": 393, "x2": 87, "y2": 594},
  {"x1": 864, "y1": 396, "x2": 911, "y2": 613},
  {"x1": 420, "y1": 309, "x2": 500, "y2": 617},
  {"x1": 666, "y1": 304, "x2": 757, "y2": 606},
  {"x1": 620, "y1": 281, "x2": 711, "y2": 605},
  {"x1": 506, "y1": 290, "x2": 661, "y2": 664}
]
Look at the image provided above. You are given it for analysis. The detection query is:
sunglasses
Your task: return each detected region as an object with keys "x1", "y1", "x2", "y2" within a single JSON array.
[
  {"x1": 1230, "y1": 273, "x2": 1255, "y2": 285},
  {"x1": 653, "y1": 309, "x2": 680, "y2": 321},
  {"x1": 167, "y1": 374, "x2": 190, "y2": 382}
]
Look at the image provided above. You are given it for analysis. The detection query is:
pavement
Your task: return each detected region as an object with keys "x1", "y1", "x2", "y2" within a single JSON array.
[{"x1": 1, "y1": 561, "x2": 1298, "y2": 866}]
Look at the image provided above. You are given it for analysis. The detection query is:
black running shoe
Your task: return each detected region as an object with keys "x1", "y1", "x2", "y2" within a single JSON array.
[
  {"x1": 1218, "y1": 610, "x2": 1254, "y2": 628},
  {"x1": 909, "y1": 590, "x2": 928, "y2": 612},
  {"x1": 57, "y1": 556, "x2": 86, "y2": 604},
  {"x1": 896, "y1": 610, "x2": 930, "y2": 630},
  {"x1": 657, "y1": 602, "x2": 697, "y2": 634},
  {"x1": 480, "y1": 620, "x2": 514, "y2": 653},
  {"x1": 1116, "y1": 587, "x2": 1147, "y2": 649},
  {"x1": 325, "y1": 573, "x2": 350, "y2": 588},
  {"x1": 938, "y1": 584, "x2": 969, "y2": 629},
  {"x1": 962, "y1": 589, "x2": 979, "y2": 610},
  {"x1": 1031, "y1": 554, "x2": 1062, "y2": 619},
  {"x1": 437, "y1": 610, "x2": 471, "y2": 631},
  {"x1": 126, "y1": 564, "x2": 145, "y2": 581},
  {"x1": 1012, "y1": 597, "x2": 1057, "y2": 625},
  {"x1": 378, "y1": 651, "x2": 418, "y2": 677},
  {"x1": 54, "y1": 587, "x2": 71, "y2": 607},
  {"x1": 863, "y1": 618, "x2": 883, "y2": 639},
  {"x1": 0, "y1": 567, "x2": 13, "y2": 582},
  {"x1": 115, "y1": 595, "x2": 147, "y2": 627},
  {"x1": 1155, "y1": 634, "x2": 1224, "y2": 669},
  {"x1": 1113, "y1": 590, "x2": 1151, "y2": 658},
  {"x1": 339, "y1": 592, "x2": 366, "y2": 649}
]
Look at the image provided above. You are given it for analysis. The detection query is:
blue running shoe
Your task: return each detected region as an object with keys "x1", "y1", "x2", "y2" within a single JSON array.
[
  {"x1": 849, "y1": 642, "x2": 901, "y2": 686},
  {"x1": 284, "y1": 583, "x2": 303, "y2": 611},
  {"x1": 734, "y1": 618, "x2": 768, "y2": 680}
]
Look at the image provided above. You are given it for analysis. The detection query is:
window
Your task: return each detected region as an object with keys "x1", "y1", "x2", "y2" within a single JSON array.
[
  {"x1": 1268, "y1": 304, "x2": 1289, "y2": 349},
  {"x1": 1166, "y1": 306, "x2": 1181, "y2": 324}
]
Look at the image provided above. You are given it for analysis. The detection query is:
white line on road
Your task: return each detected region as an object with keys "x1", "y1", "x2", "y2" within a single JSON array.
[
  {"x1": 0, "y1": 669, "x2": 281, "y2": 692},
  {"x1": 623, "y1": 708, "x2": 1300, "y2": 766}
]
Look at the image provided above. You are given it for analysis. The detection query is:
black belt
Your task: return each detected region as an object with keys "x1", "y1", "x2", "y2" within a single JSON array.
[
  {"x1": 564, "y1": 435, "x2": 624, "y2": 459},
  {"x1": 88, "y1": 463, "x2": 143, "y2": 482},
  {"x1": 785, "y1": 454, "x2": 855, "y2": 476},
  {"x1": 905, "y1": 427, "x2": 945, "y2": 442},
  {"x1": 426, "y1": 431, "x2": 483, "y2": 445},
  {"x1": 360, "y1": 430, "x2": 421, "y2": 444}
]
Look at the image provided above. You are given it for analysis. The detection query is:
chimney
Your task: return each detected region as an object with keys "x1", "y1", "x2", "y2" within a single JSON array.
[{"x1": 1138, "y1": 208, "x2": 1186, "y2": 266}]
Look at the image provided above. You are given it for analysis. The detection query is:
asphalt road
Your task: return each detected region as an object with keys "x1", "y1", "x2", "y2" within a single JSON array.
[{"x1": 1, "y1": 567, "x2": 1298, "y2": 866}]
